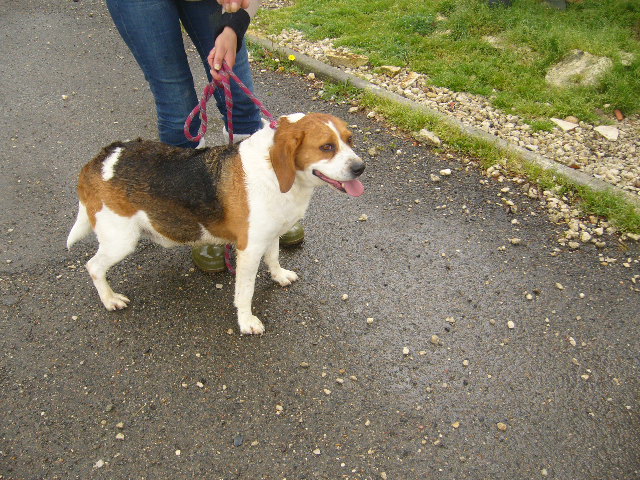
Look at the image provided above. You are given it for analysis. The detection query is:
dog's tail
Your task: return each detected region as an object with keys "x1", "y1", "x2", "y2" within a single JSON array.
[{"x1": 67, "y1": 202, "x2": 92, "y2": 249}]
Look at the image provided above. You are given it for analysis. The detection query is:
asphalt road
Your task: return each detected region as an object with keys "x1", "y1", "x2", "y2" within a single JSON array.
[{"x1": 1, "y1": 1, "x2": 639, "y2": 479}]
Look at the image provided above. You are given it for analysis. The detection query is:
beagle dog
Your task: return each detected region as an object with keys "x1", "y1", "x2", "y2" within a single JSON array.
[{"x1": 67, "y1": 113, "x2": 365, "y2": 334}]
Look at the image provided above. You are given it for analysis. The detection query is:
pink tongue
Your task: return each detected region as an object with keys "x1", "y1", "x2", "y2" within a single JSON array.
[{"x1": 343, "y1": 179, "x2": 364, "y2": 197}]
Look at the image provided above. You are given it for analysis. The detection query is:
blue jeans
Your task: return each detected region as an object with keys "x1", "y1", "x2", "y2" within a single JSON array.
[{"x1": 106, "y1": 0, "x2": 262, "y2": 148}]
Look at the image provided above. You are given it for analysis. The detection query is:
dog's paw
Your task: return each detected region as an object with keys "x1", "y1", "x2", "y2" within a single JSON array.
[
  {"x1": 102, "y1": 293, "x2": 130, "y2": 311},
  {"x1": 238, "y1": 315, "x2": 265, "y2": 335},
  {"x1": 270, "y1": 268, "x2": 299, "y2": 287}
]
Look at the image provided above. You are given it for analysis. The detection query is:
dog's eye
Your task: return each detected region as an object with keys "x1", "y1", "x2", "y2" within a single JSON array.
[
  {"x1": 345, "y1": 136, "x2": 353, "y2": 146},
  {"x1": 320, "y1": 143, "x2": 335, "y2": 152}
]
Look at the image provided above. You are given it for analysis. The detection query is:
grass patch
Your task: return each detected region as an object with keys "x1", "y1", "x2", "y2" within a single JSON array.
[
  {"x1": 255, "y1": 0, "x2": 640, "y2": 124},
  {"x1": 319, "y1": 81, "x2": 362, "y2": 103}
]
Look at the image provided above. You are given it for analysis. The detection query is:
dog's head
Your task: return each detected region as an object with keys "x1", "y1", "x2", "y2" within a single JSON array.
[{"x1": 269, "y1": 113, "x2": 365, "y2": 195}]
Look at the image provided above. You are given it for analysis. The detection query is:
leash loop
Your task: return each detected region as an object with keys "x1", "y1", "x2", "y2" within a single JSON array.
[{"x1": 184, "y1": 61, "x2": 277, "y2": 145}]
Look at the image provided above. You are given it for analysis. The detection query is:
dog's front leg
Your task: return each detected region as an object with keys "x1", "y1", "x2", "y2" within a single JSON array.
[
  {"x1": 264, "y1": 238, "x2": 299, "y2": 286},
  {"x1": 234, "y1": 246, "x2": 265, "y2": 335}
]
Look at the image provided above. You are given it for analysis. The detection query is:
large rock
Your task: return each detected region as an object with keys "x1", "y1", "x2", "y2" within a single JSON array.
[
  {"x1": 545, "y1": 50, "x2": 613, "y2": 88},
  {"x1": 594, "y1": 125, "x2": 619, "y2": 141},
  {"x1": 325, "y1": 52, "x2": 368, "y2": 69},
  {"x1": 378, "y1": 65, "x2": 402, "y2": 77},
  {"x1": 415, "y1": 129, "x2": 441, "y2": 146},
  {"x1": 551, "y1": 118, "x2": 578, "y2": 131}
]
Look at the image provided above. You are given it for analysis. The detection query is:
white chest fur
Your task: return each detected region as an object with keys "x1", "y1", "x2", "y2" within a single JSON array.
[{"x1": 240, "y1": 127, "x2": 315, "y2": 242}]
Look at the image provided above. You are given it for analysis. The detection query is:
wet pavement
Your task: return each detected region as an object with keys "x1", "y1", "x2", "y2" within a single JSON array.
[{"x1": 1, "y1": 1, "x2": 639, "y2": 479}]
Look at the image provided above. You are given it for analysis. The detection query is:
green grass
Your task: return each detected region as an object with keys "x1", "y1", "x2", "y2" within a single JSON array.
[{"x1": 255, "y1": 0, "x2": 640, "y2": 124}]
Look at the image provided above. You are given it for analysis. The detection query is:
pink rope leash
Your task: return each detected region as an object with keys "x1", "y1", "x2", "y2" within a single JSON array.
[
  {"x1": 184, "y1": 61, "x2": 277, "y2": 146},
  {"x1": 185, "y1": 61, "x2": 278, "y2": 274}
]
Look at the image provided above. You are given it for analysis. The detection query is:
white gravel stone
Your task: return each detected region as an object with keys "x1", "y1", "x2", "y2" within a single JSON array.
[
  {"x1": 594, "y1": 125, "x2": 619, "y2": 141},
  {"x1": 551, "y1": 118, "x2": 578, "y2": 131}
]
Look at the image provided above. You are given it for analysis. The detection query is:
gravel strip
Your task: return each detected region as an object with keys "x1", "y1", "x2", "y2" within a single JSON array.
[{"x1": 260, "y1": 27, "x2": 639, "y2": 198}]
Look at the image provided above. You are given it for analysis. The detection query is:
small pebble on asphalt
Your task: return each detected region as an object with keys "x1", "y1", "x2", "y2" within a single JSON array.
[
  {"x1": 507, "y1": 321, "x2": 515, "y2": 329},
  {"x1": 403, "y1": 347, "x2": 410, "y2": 355},
  {"x1": 497, "y1": 422, "x2": 508, "y2": 432}
]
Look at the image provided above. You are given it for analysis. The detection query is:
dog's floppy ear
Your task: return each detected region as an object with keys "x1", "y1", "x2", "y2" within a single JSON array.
[{"x1": 270, "y1": 119, "x2": 304, "y2": 193}]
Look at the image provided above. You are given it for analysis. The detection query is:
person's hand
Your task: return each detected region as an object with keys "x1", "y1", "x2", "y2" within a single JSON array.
[
  {"x1": 208, "y1": 27, "x2": 238, "y2": 82},
  {"x1": 217, "y1": 0, "x2": 250, "y2": 13}
]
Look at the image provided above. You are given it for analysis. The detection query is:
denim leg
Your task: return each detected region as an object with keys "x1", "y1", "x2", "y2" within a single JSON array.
[
  {"x1": 105, "y1": 0, "x2": 202, "y2": 147},
  {"x1": 178, "y1": 1, "x2": 263, "y2": 135}
]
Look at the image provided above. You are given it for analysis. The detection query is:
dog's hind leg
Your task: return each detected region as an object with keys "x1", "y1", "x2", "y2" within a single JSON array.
[
  {"x1": 234, "y1": 246, "x2": 265, "y2": 335},
  {"x1": 264, "y1": 238, "x2": 298, "y2": 286},
  {"x1": 86, "y1": 209, "x2": 139, "y2": 311}
]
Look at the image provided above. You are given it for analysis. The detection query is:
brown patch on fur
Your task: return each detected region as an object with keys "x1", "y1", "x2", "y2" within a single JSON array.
[
  {"x1": 269, "y1": 114, "x2": 353, "y2": 192},
  {"x1": 270, "y1": 117, "x2": 302, "y2": 193},
  {"x1": 203, "y1": 153, "x2": 250, "y2": 250}
]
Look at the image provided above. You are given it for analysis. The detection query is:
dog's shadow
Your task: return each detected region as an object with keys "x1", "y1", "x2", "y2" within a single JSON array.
[{"x1": 69, "y1": 240, "x2": 302, "y2": 332}]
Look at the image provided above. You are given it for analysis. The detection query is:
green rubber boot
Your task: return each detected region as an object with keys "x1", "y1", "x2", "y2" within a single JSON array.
[
  {"x1": 280, "y1": 221, "x2": 305, "y2": 247},
  {"x1": 191, "y1": 245, "x2": 226, "y2": 273}
]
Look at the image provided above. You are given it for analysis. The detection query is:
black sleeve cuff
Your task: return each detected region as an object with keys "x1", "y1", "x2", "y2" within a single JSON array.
[{"x1": 215, "y1": 9, "x2": 251, "y2": 52}]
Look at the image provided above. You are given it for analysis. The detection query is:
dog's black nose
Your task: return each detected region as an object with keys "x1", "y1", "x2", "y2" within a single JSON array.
[{"x1": 351, "y1": 161, "x2": 365, "y2": 176}]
